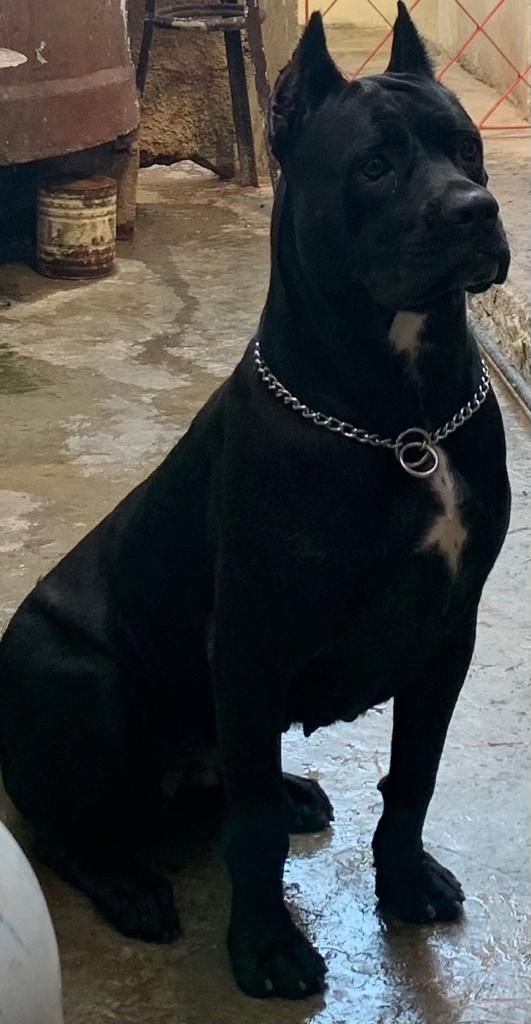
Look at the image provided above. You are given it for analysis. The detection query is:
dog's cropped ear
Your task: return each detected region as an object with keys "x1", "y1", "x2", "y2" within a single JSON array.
[
  {"x1": 269, "y1": 13, "x2": 344, "y2": 162},
  {"x1": 386, "y1": 1, "x2": 433, "y2": 77}
]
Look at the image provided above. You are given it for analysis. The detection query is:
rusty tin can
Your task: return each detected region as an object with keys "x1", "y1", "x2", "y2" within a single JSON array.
[{"x1": 37, "y1": 176, "x2": 117, "y2": 279}]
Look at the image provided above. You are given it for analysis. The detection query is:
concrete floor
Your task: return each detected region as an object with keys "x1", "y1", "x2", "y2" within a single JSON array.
[{"x1": 1, "y1": 161, "x2": 530, "y2": 1024}]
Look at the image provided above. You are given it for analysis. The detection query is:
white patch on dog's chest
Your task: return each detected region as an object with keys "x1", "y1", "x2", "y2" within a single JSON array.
[
  {"x1": 418, "y1": 449, "x2": 467, "y2": 574},
  {"x1": 388, "y1": 311, "x2": 427, "y2": 363}
]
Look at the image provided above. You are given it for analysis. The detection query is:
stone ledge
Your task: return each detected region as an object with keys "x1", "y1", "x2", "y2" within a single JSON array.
[{"x1": 469, "y1": 280, "x2": 529, "y2": 383}]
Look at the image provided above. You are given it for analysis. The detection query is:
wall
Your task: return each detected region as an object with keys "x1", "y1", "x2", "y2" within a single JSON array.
[
  {"x1": 263, "y1": 0, "x2": 299, "y2": 80},
  {"x1": 299, "y1": 0, "x2": 529, "y2": 116},
  {"x1": 431, "y1": 0, "x2": 529, "y2": 116},
  {"x1": 296, "y1": 0, "x2": 439, "y2": 49},
  {"x1": 297, "y1": 0, "x2": 395, "y2": 27},
  {"x1": 251, "y1": 0, "x2": 299, "y2": 172}
]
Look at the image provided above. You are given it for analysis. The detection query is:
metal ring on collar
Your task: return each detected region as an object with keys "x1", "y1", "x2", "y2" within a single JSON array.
[{"x1": 396, "y1": 428, "x2": 439, "y2": 478}]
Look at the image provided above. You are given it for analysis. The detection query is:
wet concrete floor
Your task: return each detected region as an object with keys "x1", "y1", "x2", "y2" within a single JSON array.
[{"x1": 1, "y1": 165, "x2": 530, "y2": 1023}]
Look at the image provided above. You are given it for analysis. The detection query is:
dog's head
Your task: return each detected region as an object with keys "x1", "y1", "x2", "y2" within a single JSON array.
[{"x1": 270, "y1": 3, "x2": 510, "y2": 310}]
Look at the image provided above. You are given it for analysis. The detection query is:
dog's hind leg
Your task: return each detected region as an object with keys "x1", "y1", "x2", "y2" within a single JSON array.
[
  {"x1": 282, "y1": 773, "x2": 334, "y2": 833},
  {"x1": 19, "y1": 736, "x2": 181, "y2": 943},
  {"x1": 0, "y1": 623, "x2": 180, "y2": 942}
]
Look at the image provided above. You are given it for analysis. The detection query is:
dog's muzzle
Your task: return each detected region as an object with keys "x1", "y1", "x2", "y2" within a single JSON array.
[{"x1": 423, "y1": 181, "x2": 510, "y2": 290}]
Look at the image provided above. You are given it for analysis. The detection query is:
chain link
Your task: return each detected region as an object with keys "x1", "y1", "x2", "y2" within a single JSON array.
[
  {"x1": 254, "y1": 339, "x2": 491, "y2": 459},
  {"x1": 431, "y1": 361, "x2": 491, "y2": 443}
]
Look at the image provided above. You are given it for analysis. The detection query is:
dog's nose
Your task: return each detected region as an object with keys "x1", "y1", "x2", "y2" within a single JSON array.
[{"x1": 442, "y1": 184, "x2": 499, "y2": 229}]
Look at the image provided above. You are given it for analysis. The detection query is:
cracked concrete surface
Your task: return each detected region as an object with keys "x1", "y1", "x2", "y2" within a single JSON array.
[{"x1": 0, "y1": 164, "x2": 530, "y2": 1024}]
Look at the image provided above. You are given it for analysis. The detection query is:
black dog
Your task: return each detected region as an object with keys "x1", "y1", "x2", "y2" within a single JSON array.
[{"x1": 0, "y1": 4, "x2": 510, "y2": 1000}]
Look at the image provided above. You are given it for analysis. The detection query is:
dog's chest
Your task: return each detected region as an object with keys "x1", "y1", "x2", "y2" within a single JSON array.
[
  {"x1": 351, "y1": 446, "x2": 485, "y2": 656},
  {"x1": 417, "y1": 448, "x2": 467, "y2": 574},
  {"x1": 287, "y1": 446, "x2": 496, "y2": 735}
]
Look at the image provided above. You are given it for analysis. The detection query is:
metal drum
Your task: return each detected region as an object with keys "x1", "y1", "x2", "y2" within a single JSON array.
[
  {"x1": 0, "y1": 0, "x2": 138, "y2": 165},
  {"x1": 37, "y1": 177, "x2": 117, "y2": 279}
]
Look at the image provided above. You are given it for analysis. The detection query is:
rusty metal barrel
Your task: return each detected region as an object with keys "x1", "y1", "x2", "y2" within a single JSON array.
[
  {"x1": 37, "y1": 177, "x2": 117, "y2": 279},
  {"x1": 0, "y1": 0, "x2": 138, "y2": 166}
]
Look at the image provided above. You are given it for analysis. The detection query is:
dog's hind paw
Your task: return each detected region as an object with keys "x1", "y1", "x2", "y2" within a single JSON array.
[
  {"x1": 283, "y1": 772, "x2": 334, "y2": 834},
  {"x1": 229, "y1": 916, "x2": 327, "y2": 999},
  {"x1": 375, "y1": 850, "x2": 465, "y2": 923},
  {"x1": 35, "y1": 832, "x2": 180, "y2": 943},
  {"x1": 94, "y1": 865, "x2": 181, "y2": 942}
]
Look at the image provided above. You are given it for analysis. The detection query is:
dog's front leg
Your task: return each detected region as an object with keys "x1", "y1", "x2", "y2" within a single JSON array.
[
  {"x1": 211, "y1": 572, "x2": 326, "y2": 1000},
  {"x1": 372, "y1": 616, "x2": 478, "y2": 923}
]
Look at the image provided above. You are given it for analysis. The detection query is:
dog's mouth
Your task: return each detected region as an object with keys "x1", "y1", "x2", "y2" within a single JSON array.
[
  {"x1": 450, "y1": 245, "x2": 510, "y2": 294},
  {"x1": 459, "y1": 253, "x2": 502, "y2": 293},
  {"x1": 395, "y1": 241, "x2": 510, "y2": 304},
  {"x1": 465, "y1": 247, "x2": 511, "y2": 292},
  {"x1": 362, "y1": 227, "x2": 511, "y2": 310}
]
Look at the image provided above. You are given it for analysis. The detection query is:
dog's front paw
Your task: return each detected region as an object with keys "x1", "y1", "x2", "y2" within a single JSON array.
[
  {"x1": 375, "y1": 849, "x2": 465, "y2": 923},
  {"x1": 228, "y1": 913, "x2": 327, "y2": 999},
  {"x1": 283, "y1": 772, "x2": 334, "y2": 834}
]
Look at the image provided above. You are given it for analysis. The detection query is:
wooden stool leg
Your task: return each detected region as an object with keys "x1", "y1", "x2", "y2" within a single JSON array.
[
  {"x1": 136, "y1": 0, "x2": 156, "y2": 94},
  {"x1": 224, "y1": 30, "x2": 259, "y2": 187},
  {"x1": 245, "y1": 0, "x2": 278, "y2": 188}
]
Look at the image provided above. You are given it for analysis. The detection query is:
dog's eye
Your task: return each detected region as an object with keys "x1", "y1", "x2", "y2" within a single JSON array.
[
  {"x1": 459, "y1": 138, "x2": 480, "y2": 162},
  {"x1": 362, "y1": 157, "x2": 391, "y2": 181}
]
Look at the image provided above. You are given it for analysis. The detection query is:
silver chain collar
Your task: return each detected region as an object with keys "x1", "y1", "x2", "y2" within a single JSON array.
[{"x1": 253, "y1": 339, "x2": 491, "y2": 478}]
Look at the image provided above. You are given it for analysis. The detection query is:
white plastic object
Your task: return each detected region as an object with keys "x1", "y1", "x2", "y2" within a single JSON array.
[{"x1": 0, "y1": 820, "x2": 63, "y2": 1023}]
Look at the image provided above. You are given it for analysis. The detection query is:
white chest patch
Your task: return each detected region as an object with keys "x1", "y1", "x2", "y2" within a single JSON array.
[
  {"x1": 418, "y1": 449, "x2": 467, "y2": 574},
  {"x1": 388, "y1": 311, "x2": 427, "y2": 364}
]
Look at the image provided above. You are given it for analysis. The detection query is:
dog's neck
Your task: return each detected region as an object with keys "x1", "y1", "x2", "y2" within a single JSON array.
[{"x1": 258, "y1": 182, "x2": 481, "y2": 440}]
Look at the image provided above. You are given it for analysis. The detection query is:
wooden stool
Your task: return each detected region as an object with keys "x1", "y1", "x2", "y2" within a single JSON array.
[{"x1": 136, "y1": 1, "x2": 275, "y2": 186}]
